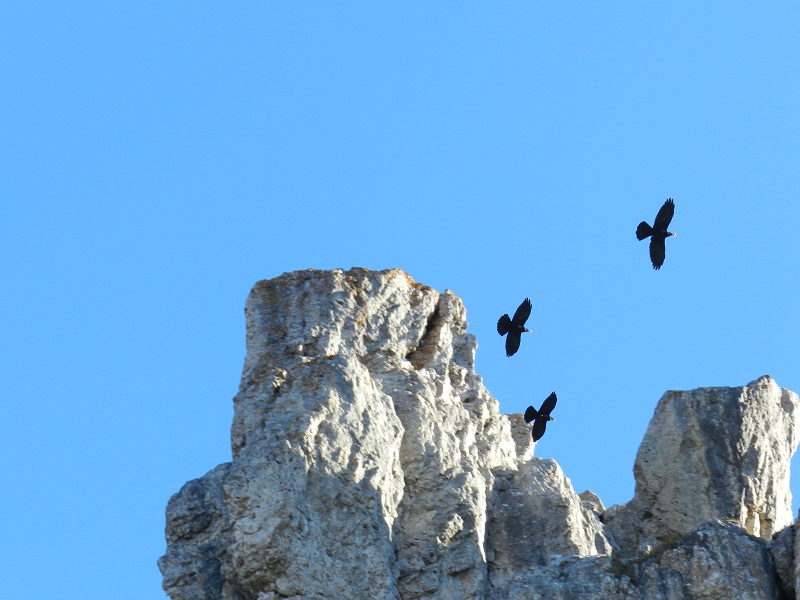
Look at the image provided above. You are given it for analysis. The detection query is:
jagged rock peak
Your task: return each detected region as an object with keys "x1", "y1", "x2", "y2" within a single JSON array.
[
  {"x1": 230, "y1": 268, "x2": 516, "y2": 462},
  {"x1": 160, "y1": 268, "x2": 800, "y2": 600},
  {"x1": 161, "y1": 267, "x2": 539, "y2": 600},
  {"x1": 487, "y1": 458, "x2": 612, "y2": 591},
  {"x1": 606, "y1": 375, "x2": 800, "y2": 556}
]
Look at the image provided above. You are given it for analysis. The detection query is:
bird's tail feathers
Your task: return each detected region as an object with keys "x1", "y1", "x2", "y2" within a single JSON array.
[
  {"x1": 497, "y1": 314, "x2": 512, "y2": 336},
  {"x1": 636, "y1": 221, "x2": 653, "y2": 240}
]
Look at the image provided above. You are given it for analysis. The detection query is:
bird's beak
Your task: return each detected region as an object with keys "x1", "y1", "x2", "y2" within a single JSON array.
[
  {"x1": 671, "y1": 232, "x2": 677, "y2": 237},
  {"x1": 525, "y1": 328, "x2": 532, "y2": 333}
]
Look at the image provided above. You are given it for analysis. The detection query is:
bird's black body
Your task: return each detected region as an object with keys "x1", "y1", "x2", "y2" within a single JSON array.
[
  {"x1": 636, "y1": 199, "x2": 676, "y2": 270},
  {"x1": 497, "y1": 298, "x2": 532, "y2": 357},
  {"x1": 524, "y1": 392, "x2": 557, "y2": 442}
]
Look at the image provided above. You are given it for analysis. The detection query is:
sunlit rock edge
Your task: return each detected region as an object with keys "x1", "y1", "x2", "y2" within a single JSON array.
[{"x1": 159, "y1": 268, "x2": 800, "y2": 600}]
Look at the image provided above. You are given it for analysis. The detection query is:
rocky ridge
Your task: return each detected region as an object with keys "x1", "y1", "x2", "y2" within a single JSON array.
[{"x1": 160, "y1": 268, "x2": 800, "y2": 599}]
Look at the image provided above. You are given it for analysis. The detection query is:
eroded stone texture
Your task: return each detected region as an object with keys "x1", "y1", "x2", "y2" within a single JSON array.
[
  {"x1": 634, "y1": 520, "x2": 779, "y2": 600},
  {"x1": 161, "y1": 268, "x2": 520, "y2": 600},
  {"x1": 579, "y1": 490, "x2": 605, "y2": 517},
  {"x1": 160, "y1": 268, "x2": 800, "y2": 600},
  {"x1": 607, "y1": 376, "x2": 800, "y2": 556},
  {"x1": 487, "y1": 458, "x2": 611, "y2": 590},
  {"x1": 768, "y1": 522, "x2": 795, "y2": 599},
  {"x1": 158, "y1": 463, "x2": 232, "y2": 600},
  {"x1": 506, "y1": 413, "x2": 534, "y2": 462},
  {"x1": 497, "y1": 521, "x2": 778, "y2": 600}
]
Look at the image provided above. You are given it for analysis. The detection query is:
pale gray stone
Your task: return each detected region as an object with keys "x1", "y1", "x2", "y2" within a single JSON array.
[
  {"x1": 158, "y1": 463, "x2": 232, "y2": 600},
  {"x1": 579, "y1": 489, "x2": 605, "y2": 517},
  {"x1": 487, "y1": 458, "x2": 612, "y2": 590},
  {"x1": 768, "y1": 522, "x2": 795, "y2": 599},
  {"x1": 160, "y1": 268, "x2": 800, "y2": 600},
  {"x1": 506, "y1": 413, "x2": 534, "y2": 461},
  {"x1": 634, "y1": 520, "x2": 779, "y2": 600},
  {"x1": 794, "y1": 512, "x2": 800, "y2": 599},
  {"x1": 161, "y1": 268, "x2": 519, "y2": 600},
  {"x1": 498, "y1": 521, "x2": 778, "y2": 600},
  {"x1": 607, "y1": 376, "x2": 800, "y2": 556}
]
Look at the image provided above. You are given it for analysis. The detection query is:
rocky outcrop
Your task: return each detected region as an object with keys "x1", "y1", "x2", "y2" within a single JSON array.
[
  {"x1": 487, "y1": 459, "x2": 611, "y2": 591},
  {"x1": 161, "y1": 463, "x2": 232, "y2": 600},
  {"x1": 160, "y1": 268, "x2": 800, "y2": 600},
  {"x1": 606, "y1": 376, "x2": 800, "y2": 557},
  {"x1": 160, "y1": 268, "x2": 535, "y2": 600},
  {"x1": 769, "y1": 522, "x2": 795, "y2": 598},
  {"x1": 500, "y1": 520, "x2": 780, "y2": 600}
]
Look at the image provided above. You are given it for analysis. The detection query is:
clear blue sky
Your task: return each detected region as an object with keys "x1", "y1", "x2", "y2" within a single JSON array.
[{"x1": 3, "y1": 4, "x2": 799, "y2": 599}]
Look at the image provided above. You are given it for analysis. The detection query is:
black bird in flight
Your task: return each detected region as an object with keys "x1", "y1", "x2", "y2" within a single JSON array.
[
  {"x1": 524, "y1": 392, "x2": 557, "y2": 442},
  {"x1": 497, "y1": 298, "x2": 532, "y2": 357},
  {"x1": 636, "y1": 199, "x2": 676, "y2": 270}
]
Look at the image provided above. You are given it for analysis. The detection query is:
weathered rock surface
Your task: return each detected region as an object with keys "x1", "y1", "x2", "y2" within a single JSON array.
[
  {"x1": 768, "y1": 522, "x2": 795, "y2": 599},
  {"x1": 607, "y1": 376, "x2": 800, "y2": 557},
  {"x1": 160, "y1": 268, "x2": 800, "y2": 600},
  {"x1": 487, "y1": 458, "x2": 611, "y2": 591},
  {"x1": 160, "y1": 463, "x2": 232, "y2": 600},
  {"x1": 499, "y1": 520, "x2": 780, "y2": 600},
  {"x1": 161, "y1": 268, "x2": 528, "y2": 600}
]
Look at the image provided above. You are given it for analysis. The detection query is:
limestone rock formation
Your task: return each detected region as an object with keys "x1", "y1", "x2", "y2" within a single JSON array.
[
  {"x1": 161, "y1": 268, "x2": 531, "y2": 600},
  {"x1": 487, "y1": 459, "x2": 611, "y2": 590},
  {"x1": 161, "y1": 463, "x2": 232, "y2": 599},
  {"x1": 500, "y1": 520, "x2": 781, "y2": 600},
  {"x1": 606, "y1": 376, "x2": 800, "y2": 557},
  {"x1": 160, "y1": 268, "x2": 800, "y2": 600},
  {"x1": 768, "y1": 522, "x2": 795, "y2": 598}
]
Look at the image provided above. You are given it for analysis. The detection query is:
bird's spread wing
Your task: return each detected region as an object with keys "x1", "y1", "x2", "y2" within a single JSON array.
[
  {"x1": 539, "y1": 392, "x2": 557, "y2": 417},
  {"x1": 523, "y1": 406, "x2": 537, "y2": 423},
  {"x1": 497, "y1": 314, "x2": 512, "y2": 336},
  {"x1": 511, "y1": 297, "x2": 532, "y2": 326},
  {"x1": 649, "y1": 237, "x2": 666, "y2": 270},
  {"x1": 505, "y1": 332, "x2": 521, "y2": 357},
  {"x1": 653, "y1": 198, "x2": 675, "y2": 230},
  {"x1": 531, "y1": 418, "x2": 548, "y2": 442}
]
